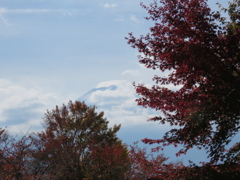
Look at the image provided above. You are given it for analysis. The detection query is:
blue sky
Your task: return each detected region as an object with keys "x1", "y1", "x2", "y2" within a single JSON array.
[
  {"x1": 0, "y1": 0, "x2": 233, "y2": 164},
  {"x1": 0, "y1": 0, "x2": 164, "y2": 133}
]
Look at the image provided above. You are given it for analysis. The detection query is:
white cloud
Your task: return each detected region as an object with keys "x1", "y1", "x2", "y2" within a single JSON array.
[
  {"x1": 0, "y1": 7, "x2": 81, "y2": 17},
  {"x1": 78, "y1": 61, "x2": 181, "y2": 128},
  {"x1": 0, "y1": 14, "x2": 11, "y2": 25},
  {"x1": 0, "y1": 7, "x2": 79, "y2": 25},
  {"x1": 0, "y1": 8, "x2": 7, "y2": 14},
  {"x1": 0, "y1": 8, "x2": 51, "y2": 14},
  {"x1": 0, "y1": 78, "x2": 60, "y2": 133},
  {"x1": 102, "y1": 3, "x2": 118, "y2": 8},
  {"x1": 129, "y1": 15, "x2": 143, "y2": 24},
  {"x1": 114, "y1": 15, "x2": 144, "y2": 24},
  {"x1": 0, "y1": 8, "x2": 11, "y2": 25},
  {"x1": 121, "y1": 69, "x2": 140, "y2": 77},
  {"x1": 80, "y1": 80, "x2": 168, "y2": 129}
]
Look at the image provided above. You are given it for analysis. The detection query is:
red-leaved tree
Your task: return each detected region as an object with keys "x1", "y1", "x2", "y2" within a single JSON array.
[
  {"x1": 86, "y1": 142, "x2": 130, "y2": 179},
  {"x1": 30, "y1": 100, "x2": 129, "y2": 179},
  {"x1": 127, "y1": 0, "x2": 240, "y2": 166},
  {"x1": 126, "y1": 142, "x2": 183, "y2": 180},
  {"x1": 0, "y1": 129, "x2": 40, "y2": 180}
]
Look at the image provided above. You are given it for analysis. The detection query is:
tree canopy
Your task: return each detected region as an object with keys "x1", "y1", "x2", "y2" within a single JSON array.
[
  {"x1": 0, "y1": 101, "x2": 131, "y2": 179},
  {"x1": 33, "y1": 100, "x2": 130, "y2": 179},
  {"x1": 127, "y1": 0, "x2": 240, "y2": 164}
]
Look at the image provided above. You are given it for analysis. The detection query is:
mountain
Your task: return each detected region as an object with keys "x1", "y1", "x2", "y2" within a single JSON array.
[
  {"x1": 78, "y1": 85, "x2": 117, "y2": 102},
  {"x1": 76, "y1": 80, "x2": 157, "y2": 127}
]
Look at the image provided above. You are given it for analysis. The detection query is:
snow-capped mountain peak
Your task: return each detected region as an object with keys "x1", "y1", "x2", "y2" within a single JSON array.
[{"x1": 78, "y1": 85, "x2": 117, "y2": 101}]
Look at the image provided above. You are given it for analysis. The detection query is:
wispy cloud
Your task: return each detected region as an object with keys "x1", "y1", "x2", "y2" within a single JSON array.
[
  {"x1": 129, "y1": 15, "x2": 143, "y2": 24},
  {"x1": 0, "y1": 7, "x2": 79, "y2": 25},
  {"x1": 102, "y1": 3, "x2": 118, "y2": 8},
  {"x1": 114, "y1": 15, "x2": 144, "y2": 24},
  {"x1": 0, "y1": 14, "x2": 11, "y2": 25},
  {"x1": 0, "y1": 7, "x2": 51, "y2": 14},
  {"x1": 1, "y1": 8, "x2": 79, "y2": 16}
]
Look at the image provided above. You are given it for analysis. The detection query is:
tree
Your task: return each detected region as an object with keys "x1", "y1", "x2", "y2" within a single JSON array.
[
  {"x1": 124, "y1": 142, "x2": 187, "y2": 180},
  {"x1": 0, "y1": 130, "x2": 39, "y2": 180},
  {"x1": 85, "y1": 142, "x2": 130, "y2": 180},
  {"x1": 31, "y1": 100, "x2": 129, "y2": 179},
  {"x1": 127, "y1": 142, "x2": 164, "y2": 179},
  {"x1": 127, "y1": 0, "x2": 240, "y2": 165}
]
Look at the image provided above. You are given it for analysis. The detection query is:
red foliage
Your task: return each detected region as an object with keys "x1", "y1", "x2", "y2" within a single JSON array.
[
  {"x1": 127, "y1": 0, "x2": 240, "y2": 166},
  {"x1": 0, "y1": 102, "x2": 130, "y2": 179},
  {"x1": 31, "y1": 101, "x2": 129, "y2": 179},
  {"x1": 126, "y1": 142, "x2": 183, "y2": 180},
  {"x1": 86, "y1": 143, "x2": 130, "y2": 179},
  {"x1": 0, "y1": 130, "x2": 40, "y2": 180}
]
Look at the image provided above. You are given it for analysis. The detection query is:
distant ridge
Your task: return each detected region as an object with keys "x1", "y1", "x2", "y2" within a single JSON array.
[{"x1": 77, "y1": 85, "x2": 117, "y2": 101}]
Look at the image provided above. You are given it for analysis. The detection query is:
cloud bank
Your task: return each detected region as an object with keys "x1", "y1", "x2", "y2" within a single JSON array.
[
  {"x1": 0, "y1": 78, "x2": 60, "y2": 133},
  {"x1": 78, "y1": 79, "x2": 166, "y2": 129}
]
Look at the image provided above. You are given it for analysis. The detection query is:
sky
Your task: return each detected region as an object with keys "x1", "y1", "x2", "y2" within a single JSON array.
[
  {"x1": 0, "y1": 0, "x2": 155, "y2": 131},
  {"x1": 0, "y1": 0, "x2": 234, "y2": 164}
]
